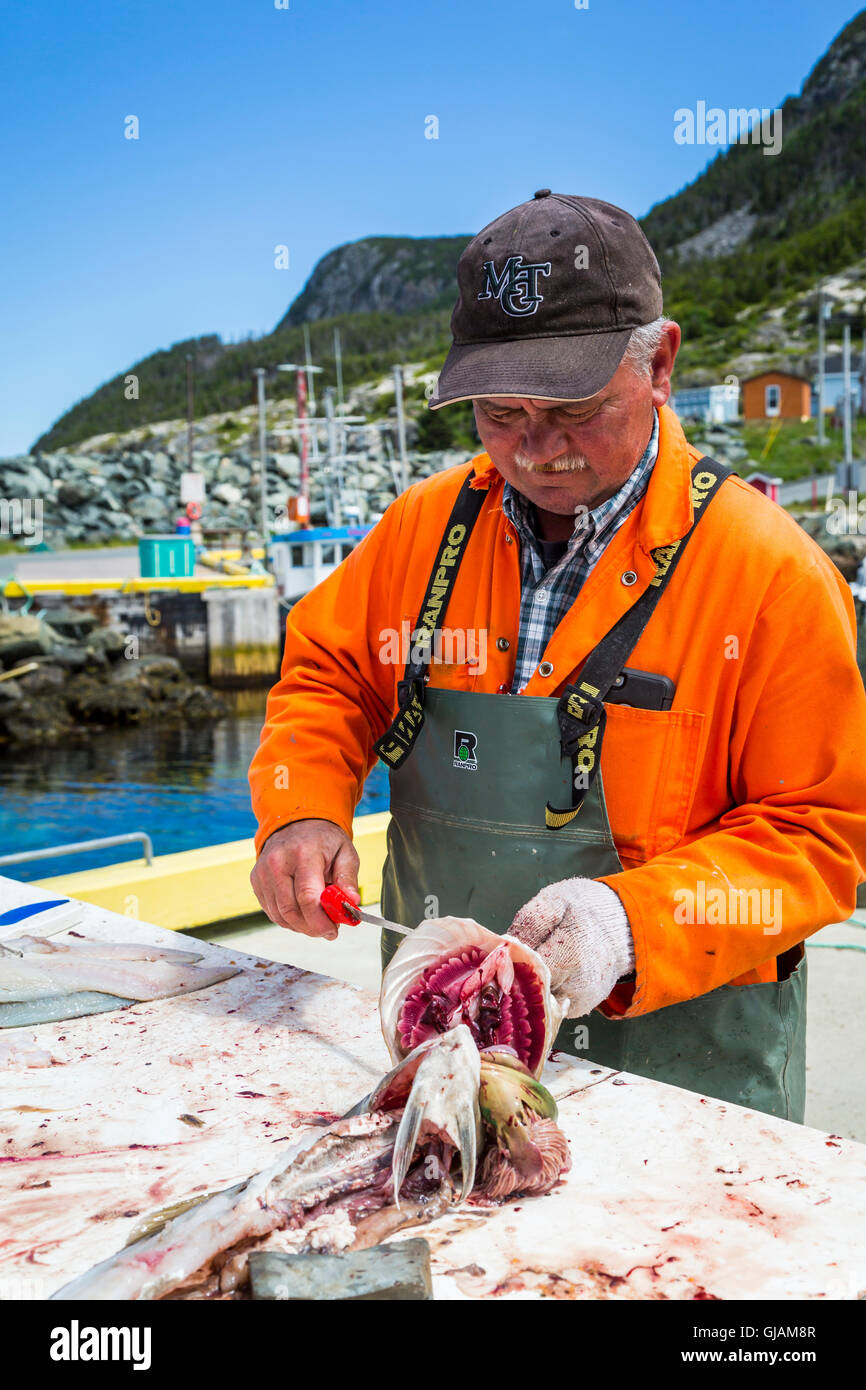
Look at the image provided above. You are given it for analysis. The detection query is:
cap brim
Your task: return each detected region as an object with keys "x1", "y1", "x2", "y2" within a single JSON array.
[{"x1": 428, "y1": 329, "x2": 633, "y2": 410}]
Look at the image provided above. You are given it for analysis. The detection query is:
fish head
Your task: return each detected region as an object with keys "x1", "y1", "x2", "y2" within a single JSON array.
[{"x1": 380, "y1": 915, "x2": 561, "y2": 1080}]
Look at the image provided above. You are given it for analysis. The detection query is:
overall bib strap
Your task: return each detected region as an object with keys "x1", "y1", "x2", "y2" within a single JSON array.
[
  {"x1": 546, "y1": 456, "x2": 733, "y2": 828},
  {"x1": 373, "y1": 472, "x2": 488, "y2": 770}
]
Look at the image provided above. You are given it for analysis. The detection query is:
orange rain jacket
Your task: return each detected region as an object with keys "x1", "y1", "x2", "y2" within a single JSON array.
[{"x1": 250, "y1": 403, "x2": 866, "y2": 1018}]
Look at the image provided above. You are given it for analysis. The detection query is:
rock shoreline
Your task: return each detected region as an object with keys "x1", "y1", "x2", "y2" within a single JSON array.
[
  {"x1": 0, "y1": 613, "x2": 227, "y2": 747},
  {"x1": 0, "y1": 435, "x2": 469, "y2": 548}
]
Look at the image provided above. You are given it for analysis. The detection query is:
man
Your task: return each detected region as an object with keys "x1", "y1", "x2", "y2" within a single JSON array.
[{"x1": 249, "y1": 191, "x2": 866, "y2": 1121}]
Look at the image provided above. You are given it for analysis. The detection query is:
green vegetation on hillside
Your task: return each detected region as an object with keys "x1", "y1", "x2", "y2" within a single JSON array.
[
  {"x1": 33, "y1": 308, "x2": 456, "y2": 454},
  {"x1": 678, "y1": 416, "x2": 866, "y2": 480},
  {"x1": 642, "y1": 11, "x2": 866, "y2": 252}
]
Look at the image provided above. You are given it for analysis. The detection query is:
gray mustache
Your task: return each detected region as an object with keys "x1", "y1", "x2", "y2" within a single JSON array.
[{"x1": 512, "y1": 452, "x2": 589, "y2": 474}]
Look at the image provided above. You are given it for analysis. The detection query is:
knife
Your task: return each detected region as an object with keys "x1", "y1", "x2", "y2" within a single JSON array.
[{"x1": 319, "y1": 885, "x2": 412, "y2": 937}]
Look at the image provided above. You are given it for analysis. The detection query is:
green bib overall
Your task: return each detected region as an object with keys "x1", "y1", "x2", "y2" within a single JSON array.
[{"x1": 374, "y1": 467, "x2": 807, "y2": 1123}]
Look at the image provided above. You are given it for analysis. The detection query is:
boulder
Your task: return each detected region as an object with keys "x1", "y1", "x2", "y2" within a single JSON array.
[
  {"x1": 129, "y1": 494, "x2": 171, "y2": 524},
  {"x1": 119, "y1": 478, "x2": 148, "y2": 499},
  {"x1": 57, "y1": 480, "x2": 97, "y2": 507},
  {"x1": 22, "y1": 465, "x2": 52, "y2": 495},
  {"x1": 149, "y1": 452, "x2": 173, "y2": 480},
  {"x1": 181, "y1": 685, "x2": 229, "y2": 720},
  {"x1": 47, "y1": 645, "x2": 91, "y2": 671},
  {"x1": 216, "y1": 459, "x2": 248, "y2": 486},
  {"x1": 0, "y1": 615, "x2": 58, "y2": 666},
  {"x1": 216, "y1": 506, "x2": 253, "y2": 528},
  {"x1": 65, "y1": 670, "x2": 153, "y2": 722},
  {"x1": 86, "y1": 627, "x2": 130, "y2": 660},
  {"x1": 272, "y1": 453, "x2": 300, "y2": 480},
  {"x1": 138, "y1": 655, "x2": 184, "y2": 680},
  {"x1": 19, "y1": 663, "x2": 66, "y2": 695},
  {"x1": 42, "y1": 607, "x2": 99, "y2": 640},
  {"x1": 213, "y1": 482, "x2": 243, "y2": 506},
  {"x1": 0, "y1": 695, "x2": 74, "y2": 744},
  {"x1": 0, "y1": 678, "x2": 23, "y2": 707}
]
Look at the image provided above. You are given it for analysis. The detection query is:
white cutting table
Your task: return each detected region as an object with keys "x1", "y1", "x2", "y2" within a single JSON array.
[{"x1": 1, "y1": 875, "x2": 865, "y2": 1301}]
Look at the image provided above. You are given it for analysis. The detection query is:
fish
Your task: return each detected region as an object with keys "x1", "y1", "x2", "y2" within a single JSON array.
[
  {"x1": 2, "y1": 936, "x2": 205, "y2": 964},
  {"x1": 379, "y1": 914, "x2": 562, "y2": 1079},
  {"x1": 51, "y1": 919, "x2": 571, "y2": 1300},
  {"x1": 0, "y1": 992, "x2": 138, "y2": 1029},
  {"x1": 0, "y1": 936, "x2": 238, "y2": 1005},
  {"x1": 51, "y1": 1029, "x2": 476, "y2": 1300}
]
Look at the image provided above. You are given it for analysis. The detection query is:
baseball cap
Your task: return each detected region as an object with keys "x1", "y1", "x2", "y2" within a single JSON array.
[{"x1": 428, "y1": 191, "x2": 663, "y2": 410}]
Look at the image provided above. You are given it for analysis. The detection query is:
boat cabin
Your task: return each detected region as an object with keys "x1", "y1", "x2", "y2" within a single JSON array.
[{"x1": 268, "y1": 524, "x2": 374, "y2": 601}]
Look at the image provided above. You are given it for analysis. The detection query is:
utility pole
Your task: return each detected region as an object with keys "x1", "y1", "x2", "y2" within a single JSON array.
[
  {"x1": 253, "y1": 368, "x2": 269, "y2": 557},
  {"x1": 842, "y1": 321, "x2": 854, "y2": 492},
  {"x1": 333, "y1": 329, "x2": 346, "y2": 519},
  {"x1": 324, "y1": 388, "x2": 341, "y2": 528},
  {"x1": 334, "y1": 328, "x2": 344, "y2": 414},
  {"x1": 393, "y1": 364, "x2": 409, "y2": 494},
  {"x1": 277, "y1": 361, "x2": 322, "y2": 527},
  {"x1": 185, "y1": 354, "x2": 195, "y2": 472},
  {"x1": 817, "y1": 281, "x2": 826, "y2": 447},
  {"x1": 297, "y1": 368, "x2": 310, "y2": 526},
  {"x1": 303, "y1": 326, "x2": 317, "y2": 417},
  {"x1": 300, "y1": 327, "x2": 323, "y2": 493}
]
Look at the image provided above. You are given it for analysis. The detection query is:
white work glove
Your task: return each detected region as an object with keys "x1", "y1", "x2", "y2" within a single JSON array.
[{"x1": 509, "y1": 877, "x2": 635, "y2": 1019}]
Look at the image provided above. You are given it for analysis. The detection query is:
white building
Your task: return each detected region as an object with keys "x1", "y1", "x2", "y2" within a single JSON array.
[
  {"x1": 670, "y1": 382, "x2": 740, "y2": 424},
  {"x1": 810, "y1": 353, "x2": 865, "y2": 416}
]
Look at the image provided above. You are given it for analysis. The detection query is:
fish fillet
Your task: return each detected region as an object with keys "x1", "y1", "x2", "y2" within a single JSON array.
[
  {"x1": 0, "y1": 935, "x2": 239, "y2": 1005},
  {"x1": 3, "y1": 936, "x2": 204, "y2": 964}
]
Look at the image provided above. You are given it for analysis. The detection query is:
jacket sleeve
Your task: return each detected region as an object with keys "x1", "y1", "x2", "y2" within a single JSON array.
[
  {"x1": 249, "y1": 495, "x2": 408, "y2": 853},
  {"x1": 596, "y1": 557, "x2": 866, "y2": 1017}
]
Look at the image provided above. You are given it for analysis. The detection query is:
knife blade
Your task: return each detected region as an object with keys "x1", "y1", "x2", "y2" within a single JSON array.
[{"x1": 319, "y1": 886, "x2": 412, "y2": 937}]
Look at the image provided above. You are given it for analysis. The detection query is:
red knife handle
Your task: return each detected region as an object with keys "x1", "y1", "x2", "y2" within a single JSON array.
[{"x1": 320, "y1": 885, "x2": 362, "y2": 925}]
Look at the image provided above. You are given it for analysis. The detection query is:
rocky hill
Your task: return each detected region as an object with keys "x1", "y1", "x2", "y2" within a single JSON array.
[
  {"x1": 643, "y1": 10, "x2": 866, "y2": 261},
  {"x1": 276, "y1": 235, "x2": 469, "y2": 328}
]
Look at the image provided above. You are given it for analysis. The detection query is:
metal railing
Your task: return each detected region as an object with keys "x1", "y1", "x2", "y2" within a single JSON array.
[{"x1": 0, "y1": 832, "x2": 154, "y2": 870}]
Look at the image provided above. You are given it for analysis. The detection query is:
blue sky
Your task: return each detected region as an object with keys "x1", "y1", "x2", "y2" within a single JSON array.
[{"x1": 1, "y1": 0, "x2": 860, "y2": 454}]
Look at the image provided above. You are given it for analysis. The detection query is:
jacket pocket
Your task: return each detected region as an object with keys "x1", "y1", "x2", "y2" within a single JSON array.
[
  {"x1": 398, "y1": 613, "x2": 477, "y2": 691},
  {"x1": 601, "y1": 704, "x2": 706, "y2": 861}
]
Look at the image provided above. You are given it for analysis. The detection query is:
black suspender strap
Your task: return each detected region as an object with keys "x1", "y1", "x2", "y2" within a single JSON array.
[
  {"x1": 545, "y1": 457, "x2": 734, "y2": 828},
  {"x1": 373, "y1": 471, "x2": 488, "y2": 769}
]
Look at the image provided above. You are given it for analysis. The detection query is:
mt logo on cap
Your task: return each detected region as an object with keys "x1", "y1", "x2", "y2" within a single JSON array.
[
  {"x1": 478, "y1": 255, "x2": 552, "y2": 318},
  {"x1": 429, "y1": 192, "x2": 663, "y2": 409}
]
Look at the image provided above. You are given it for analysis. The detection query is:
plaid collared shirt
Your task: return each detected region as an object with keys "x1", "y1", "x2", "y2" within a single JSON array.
[{"x1": 502, "y1": 409, "x2": 659, "y2": 694}]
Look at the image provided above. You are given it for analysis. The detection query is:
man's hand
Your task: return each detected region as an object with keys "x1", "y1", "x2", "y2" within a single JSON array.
[
  {"x1": 250, "y1": 819, "x2": 361, "y2": 939},
  {"x1": 509, "y1": 877, "x2": 635, "y2": 1018}
]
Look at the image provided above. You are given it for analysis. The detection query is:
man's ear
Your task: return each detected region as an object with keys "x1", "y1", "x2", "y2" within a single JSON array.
[{"x1": 650, "y1": 321, "x2": 681, "y2": 408}]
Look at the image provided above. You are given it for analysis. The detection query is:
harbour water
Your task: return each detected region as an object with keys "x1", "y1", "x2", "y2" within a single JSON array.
[{"x1": 0, "y1": 691, "x2": 390, "y2": 881}]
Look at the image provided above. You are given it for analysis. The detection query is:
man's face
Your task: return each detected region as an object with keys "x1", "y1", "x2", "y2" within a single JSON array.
[{"x1": 472, "y1": 321, "x2": 680, "y2": 516}]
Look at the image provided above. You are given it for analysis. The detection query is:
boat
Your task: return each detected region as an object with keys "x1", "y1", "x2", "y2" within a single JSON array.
[{"x1": 267, "y1": 523, "x2": 374, "y2": 603}]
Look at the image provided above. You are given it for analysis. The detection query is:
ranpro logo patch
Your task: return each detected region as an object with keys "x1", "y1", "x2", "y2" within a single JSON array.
[{"x1": 453, "y1": 730, "x2": 478, "y2": 771}]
